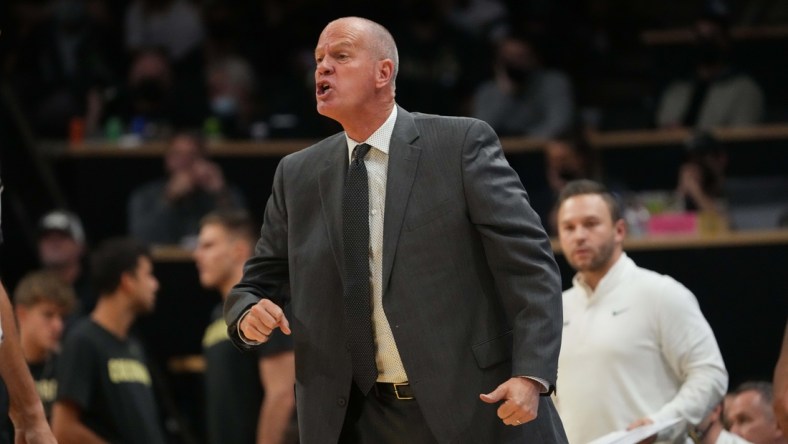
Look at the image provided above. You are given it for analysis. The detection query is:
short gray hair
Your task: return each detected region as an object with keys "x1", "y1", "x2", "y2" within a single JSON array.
[{"x1": 333, "y1": 17, "x2": 399, "y2": 89}]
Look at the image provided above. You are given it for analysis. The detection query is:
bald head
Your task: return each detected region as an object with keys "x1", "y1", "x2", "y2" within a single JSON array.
[{"x1": 324, "y1": 17, "x2": 399, "y2": 89}]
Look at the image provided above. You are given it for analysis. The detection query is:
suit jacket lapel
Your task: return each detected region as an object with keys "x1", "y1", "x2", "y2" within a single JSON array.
[
  {"x1": 382, "y1": 107, "x2": 421, "y2": 293},
  {"x1": 318, "y1": 138, "x2": 349, "y2": 274}
]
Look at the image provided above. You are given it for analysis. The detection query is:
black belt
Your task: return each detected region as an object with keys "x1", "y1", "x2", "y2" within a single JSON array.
[{"x1": 375, "y1": 382, "x2": 415, "y2": 400}]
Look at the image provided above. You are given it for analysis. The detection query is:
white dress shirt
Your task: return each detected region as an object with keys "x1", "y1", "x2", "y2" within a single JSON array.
[{"x1": 345, "y1": 106, "x2": 408, "y2": 383}]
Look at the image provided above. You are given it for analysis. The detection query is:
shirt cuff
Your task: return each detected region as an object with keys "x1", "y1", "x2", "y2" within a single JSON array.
[
  {"x1": 236, "y1": 310, "x2": 262, "y2": 346},
  {"x1": 518, "y1": 376, "x2": 551, "y2": 394}
]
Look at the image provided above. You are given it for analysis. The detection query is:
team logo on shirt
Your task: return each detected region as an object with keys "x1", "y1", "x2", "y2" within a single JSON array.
[
  {"x1": 202, "y1": 318, "x2": 230, "y2": 349},
  {"x1": 108, "y1": 358, "x2": 152, "y2": 385}
]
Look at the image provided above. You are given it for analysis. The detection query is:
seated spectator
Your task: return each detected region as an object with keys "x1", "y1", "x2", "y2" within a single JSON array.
[
  {"x1": 390, "y1": 5, "x2": 469, "y2": 116},
  {"x1": 676, "y1": 131, "x2": 728, "y2": 216},
  {"x1": 656, "y1": 12, "x2": 765, "y2": 129},
  {"x1": 124, "y1": 0, "x2": 203, "y2": 62},
  {"x1": 100, "y1": 48, "x2": 186, "y2": 138},
  {"x1": 127, "y1": 131, "x2": 246, "y2": 246},
  {"x1": 51, "y1": 238, "x2": 166, "y2": 444},
  {"x1": 37, "y1": 209, "x2": 95, "y2": 317},
  {"x1": 728, "y1": 382, "x2": 787, "y2": 444},
  {"x1": 530, "y1": 131, "x2": 625, "y2": 234},
  {"x1": 206, "y1": 56, "x2": 264, "y2": 140},
  {"x1": 12, "y1": 270, "x2": 77, "y2": 419},
  {"x1": 692, "y1": 399, "x2": 753, "y2": 444},
  {"x1": 472, "y1": 32, "x2": 575, "y2": 137}
]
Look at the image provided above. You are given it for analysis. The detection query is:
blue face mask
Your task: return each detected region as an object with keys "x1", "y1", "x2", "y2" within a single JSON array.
[{"x1": 211, "y1": 95, "x2": 238, "y2": 116}]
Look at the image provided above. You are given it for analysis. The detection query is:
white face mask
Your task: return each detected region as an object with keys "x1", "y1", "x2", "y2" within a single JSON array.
[{"x1": 211, "y1": 95, "x2": 238, "y2": 116}]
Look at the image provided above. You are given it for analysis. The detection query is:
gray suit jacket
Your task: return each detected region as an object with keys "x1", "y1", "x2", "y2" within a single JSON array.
[{"x1": 225, "y1": 107, "x2": 567, "y2": 443}]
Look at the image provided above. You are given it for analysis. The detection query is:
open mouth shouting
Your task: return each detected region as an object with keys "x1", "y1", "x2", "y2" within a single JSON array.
[{"x1": 316, "y1": 80, "x2": 332, "y2": 98}]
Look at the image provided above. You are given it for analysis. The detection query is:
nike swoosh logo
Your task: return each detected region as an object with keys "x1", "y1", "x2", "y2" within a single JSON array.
[{"x1": 611, "y1": 307, "x2": 630, "y2": 316}]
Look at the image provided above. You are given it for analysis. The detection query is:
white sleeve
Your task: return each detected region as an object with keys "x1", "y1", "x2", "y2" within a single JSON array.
[{"x1": 649, "y1": 278, "x2": 728, "y2": 436}]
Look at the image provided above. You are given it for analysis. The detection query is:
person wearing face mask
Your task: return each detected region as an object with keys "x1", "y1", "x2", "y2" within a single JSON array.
[
  {"x1": 472, "y1": 32, "x2": 575, "y2": 137},
  {"x1": 656, "y1": 12, "x2": 765, "y2": 129},
  {"x1": 206, "y1": 57, "x2": 262, "y2": 139}
]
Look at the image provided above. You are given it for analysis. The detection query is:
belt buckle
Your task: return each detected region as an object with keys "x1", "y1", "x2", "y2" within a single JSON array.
[{"x1": 393, "y1": 382, "x2": 414, "y2": 400}]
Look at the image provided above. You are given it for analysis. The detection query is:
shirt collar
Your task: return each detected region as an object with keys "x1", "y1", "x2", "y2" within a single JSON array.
[
  {"x1": 572, "y1": 252, "x2": 633, "y2": 300},
  {"x1": 345, "y1": 106, "x2": 397, "y2": 161}
]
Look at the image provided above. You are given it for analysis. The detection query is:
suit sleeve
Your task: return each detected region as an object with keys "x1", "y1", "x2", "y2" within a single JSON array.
[
  {"x1": 224, "y1": 158, "x2": 291, "y2": 350},
  {"x1": 461, "y1": 119, "x2": 563, "y2": 388}
]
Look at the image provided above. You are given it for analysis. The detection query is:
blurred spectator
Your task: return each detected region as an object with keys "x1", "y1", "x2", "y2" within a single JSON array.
[
  {"x1": 530, "y1": 130, "x2": 627, "y2": 235},
  {"x1": 206, "y1": 56, "x2": 264, "y2": 140},
  {"x1": 531, "y1": 132, "x2": 603, "y2": 234},
  {"x1": 472, "y1": 33, "x2": 575, "y2": 137},
  {"x1": 445, "y1": 0, "x2": 509, "y2": 41},
  {"x1": 691, "y1": 400, "x2": 753, "y2": 444},
  {"x1": 13, "y1": 270, "x2": 77, "y2": 419},
  {"x1": 37, "y1": 209, "x2": 95, "y2": 317},
  {"x1": 656, "y1": 12, "x2": 765, "y2": 129},
  {"x1": 676, "y1": 131, "x2": 728, "y2": 216},
  {"x1": 8, "y1": 0, "x2": 119, "y2": 138},
  {"x1": 98, "y1": 47, "x2": 210, "y2": 140},
  {"x1": 194, "y1": 210, "x2": 296, "y2": 444},
  {"x1": 124, "y1": 0, "x2": 204, "y2": 62},
  {"x1": 728, "y1": 382, "x2": 787, "y2": 444},
  {"x1": 127, "y1": 132, "x2": 246, "y2": 246},
  {"x1": 200, "y1": 0, "x2": 246, "y2": 63},
  {"x1": 51, "y1": 238, "x2": 166, "y2": 444},
  {"x1": 112, "y1": 48, "x2": 176, "y2": 138},
  {"x1": 391, "y1": 5, "x2": 467, "y2": 116}
]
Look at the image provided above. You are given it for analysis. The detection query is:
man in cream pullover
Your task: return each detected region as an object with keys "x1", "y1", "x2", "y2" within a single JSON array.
[{"x1": 554, "y1": 180, "x2": 728, "y2": 443}]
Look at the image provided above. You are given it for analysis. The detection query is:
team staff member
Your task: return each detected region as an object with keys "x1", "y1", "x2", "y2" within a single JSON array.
[
  {"x1": 225, "y1": 17, "x2": 566, "y2": 444},
  {"x1": 51, "y1": 238, "x2": 166, "y2": 444},
  {"x1": 554, "y1": 180, "x2": 727, "y2": 443}
]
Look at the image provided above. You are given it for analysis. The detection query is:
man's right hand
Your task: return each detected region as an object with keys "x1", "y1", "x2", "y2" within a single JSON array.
[{"x1": 239, "y1": 299, "x2": 291, "y2": 343}]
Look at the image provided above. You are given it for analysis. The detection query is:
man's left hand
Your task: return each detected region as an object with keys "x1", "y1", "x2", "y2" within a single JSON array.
[{"x1": 480, "y1": 377, "x2": 540, "y2": 426}]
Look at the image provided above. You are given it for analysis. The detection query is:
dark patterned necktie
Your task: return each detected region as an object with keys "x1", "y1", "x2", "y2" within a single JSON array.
[{"x1": 343, "y1": 143, "x2": 378, "y2": 394}]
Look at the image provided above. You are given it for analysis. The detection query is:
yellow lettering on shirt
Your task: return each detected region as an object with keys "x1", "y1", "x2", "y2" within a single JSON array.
[
  {"x1": 107, "y1": 359, "x2": 152, "y2": 385},
  {"x1": 35, "y1": 379, "x2": 57, "y2": 403},
  {"x1": 202, "y1": 318, "x2": 230, "y2": 349}
]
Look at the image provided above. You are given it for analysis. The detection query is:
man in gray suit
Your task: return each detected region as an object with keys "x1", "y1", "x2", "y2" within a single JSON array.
[{"x1": 224, "y1": 16, "x2": 567, "y2": 444}]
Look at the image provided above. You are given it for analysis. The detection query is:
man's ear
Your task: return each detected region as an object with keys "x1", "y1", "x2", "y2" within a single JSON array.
[
  {"x1": 119, "y1": 271, "x2": 136, "y2": 292},
  {"x1": 614, "y1": 218, "x2": 627, "y2": 243},
  {"x1": 376, "y1": 59, "x2": 394, "y2": 88}
]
